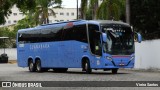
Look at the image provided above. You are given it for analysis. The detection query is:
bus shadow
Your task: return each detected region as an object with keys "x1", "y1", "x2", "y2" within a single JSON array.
[
  {"x1": 49, "y1": 70, "x2": 130, "y2": 75},
  {"x1": 66, "y1": 71, "x2": 129, "y2": 75},
  {"x1": 24, "y1": 69, "x2": 130, "y2": 75}
]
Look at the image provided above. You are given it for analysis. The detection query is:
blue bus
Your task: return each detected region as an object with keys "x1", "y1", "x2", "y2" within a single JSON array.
[{"x1": 17, "y1": 20, "x2": 142, "y2": 74}]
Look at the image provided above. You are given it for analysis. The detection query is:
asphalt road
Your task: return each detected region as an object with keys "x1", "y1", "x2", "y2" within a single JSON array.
[{"x1": 0, "y1": 63, "x2": 160, "y2": 90}]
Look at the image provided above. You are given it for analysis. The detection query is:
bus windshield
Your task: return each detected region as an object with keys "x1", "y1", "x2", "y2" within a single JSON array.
[{"x1": 102, "y1": 25, "x2": 134, "y2": 55}]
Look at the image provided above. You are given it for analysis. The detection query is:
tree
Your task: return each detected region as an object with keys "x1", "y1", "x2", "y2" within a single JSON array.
[
  {"x1": 0, "y1": 27, "x2": 15, "y2": 48},
  {"x1": 126, "y1": 0, "x2": 130, "y2": 24},
  {"x1": 0, "y1": 0, "x2": 14, "y2": 24},
  {"x1": 14, "y1": 0, "x2": 36, "y2": 13},
  {"x1": 0, "y1": 0, "x2": 37, "y2": 25},
  {"x1": 97, "y1": 0, "x2": 125, "y2": 20},
  {"x1": 80, "y1": 0, "x2": 88, "y2": 19},
  {"x1": 0, "y1": 0, "x2": 62, "y2": 25},
  {"x1": 130, "y1": 0, "x2": 160, "y2": 40},
  {"x1": 86, "y1": 7, "x2": 92, "y2": 20},
  {"x1": 34, "y1": 0, "x2": 62, "y2": 24},
  {"x1": 14, "y1": 13, "x2": 37, "y2": 32},
  {"x1": 89, "y1": 0, "x2": 99, "y2": 20}
]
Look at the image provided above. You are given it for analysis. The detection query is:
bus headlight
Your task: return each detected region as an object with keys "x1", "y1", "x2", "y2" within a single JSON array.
[{"x1": 106, "y1": 56, "x2": 113, "y2": 61}]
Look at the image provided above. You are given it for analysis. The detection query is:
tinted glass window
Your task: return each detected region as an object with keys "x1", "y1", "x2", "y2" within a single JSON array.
[
  {"x1": 73, "y1": 24, "x2": 88, "y2": 43},
  {"x1": 62, "y1": 24, "x2": 88, "y2": 43},
  {"x1": 62, "y1": 26, "x2": 74, "y2": 40},
  {"x1": 18, "y1": 24, "x2": 88, "y2": 43},
  {"x1": 18, "y1": 26, "x2": 63, "y2": 43},
  {"x1": 88, "y1": 24, "x2": 102, "y2": 56},
  {"x1": 18, "y1": 30, "x2": 41, "y2": 43},
  {"x1": 41, "y1": 27, "x2": 63, "y2": 42}
]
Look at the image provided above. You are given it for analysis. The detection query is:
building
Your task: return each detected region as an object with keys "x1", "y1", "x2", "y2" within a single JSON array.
[
  {"x1": 0, "y1": 5, "x2": 24, "y2": 27},
  {"x1": 0, "y1": 5, "x2": 78, "y2": 27},
  {"x1": 48, "y1": 8, "x2": 77, "y2": 23}
]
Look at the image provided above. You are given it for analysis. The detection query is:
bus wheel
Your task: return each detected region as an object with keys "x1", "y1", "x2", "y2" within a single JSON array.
[
  {"x1": 28, "y1": 60, "x2": 36, "y2": 72},
  {"x1": 112, "y1": 68, "x2": 118, "y2": 74},
  {"x1": 35, "y1": 60, "x2": 42, "y2": 72},
  {"x1": 84, "y1": 60, "x2": 92, "y2": 74}
]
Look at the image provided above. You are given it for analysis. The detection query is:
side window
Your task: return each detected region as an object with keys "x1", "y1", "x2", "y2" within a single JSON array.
[
  {"x1": 53, "y1": 27, "x2": 63, "y2": 41},
  {"x1": 88, "y1": 24, "x2": 102, "y2": 56},
  {"x1": 18, "y1": 30, "x2": 41, "y2": 43},
  {"x1": 41, "y1": 29, "x2": 53, "y2": 42},
  {"x1": 73, "y1": 24, "x2": 88, "y2": 43},
  {"x1": 18, "y1": 26, "x2": 64, "y2": 43},
  {"x1": 41, "y1": 27, "x2": 63, "y2": 42},
  {"x1": 62, "y1": 26, "x2": 74, "y2": 41},
  {"x1": 62, "y1": 24, "x2": 88, "y2": 43}
]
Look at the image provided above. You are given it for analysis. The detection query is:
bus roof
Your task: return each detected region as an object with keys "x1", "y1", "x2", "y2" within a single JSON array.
[
  {"x1": 40, "y1": 20, "x2": 86, "y2": 26},
  {"x1": 39, "y1": 20, "x2": 129, "y2": 26},
  {"x1": 88, "y1": 20, "x2": 130, "y2": 26},
  {"x1": 18, "y1": 20, "x2": 130, "y2": 32}
]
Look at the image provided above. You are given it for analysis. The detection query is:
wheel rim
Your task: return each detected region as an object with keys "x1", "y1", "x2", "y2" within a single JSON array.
[
  {"x1": 37, "y1": 61, "x2": 41, "y2": 71},
  {"x1": 85, "y1": 62, "x2": 88, "y2": 70},
  {"x1": 29, "y1": 62, "x2": 33, "y2": 71}
]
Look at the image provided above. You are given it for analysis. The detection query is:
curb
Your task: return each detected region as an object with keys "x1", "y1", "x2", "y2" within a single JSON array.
[
  {"x1": 8, "y1": 60, "x2": 17, "y2": 64},
  {"x1": 122, "y1": 68, "x2": 160, "y2": 73}
]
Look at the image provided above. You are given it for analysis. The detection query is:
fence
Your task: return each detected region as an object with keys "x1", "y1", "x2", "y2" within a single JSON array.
[{"x1": 135, "y1": 39, "x2": 160, "y2": 69}]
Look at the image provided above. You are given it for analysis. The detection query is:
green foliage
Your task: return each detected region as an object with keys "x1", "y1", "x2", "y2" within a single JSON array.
[
  {"x1": 97, "y1": 0, "x2": 125, "y2": 20},
  {"x1": 80, "y1": 0, "x2": 125, "y2": 20},
  {"x1": 14, "y1": 14, "x2": 36, "y2": 32},
  {"x1": 0, "y1": 27, "x2": 15, "y2": 48},
  {"x1": 0, "y1": 0, "x2": 14, "y2": 24},
  {"x1": 130, "y1": 0, "x2": 160, "y2": 40},
  {"x1": 34, "y1": 0, "x2": 62, "y2": 24},
  {"x1": 86, "y1": 8, "x2": 92, "y2": 20},
  {"x1": 89, "y1": 0, "x2": 99, "y2": 19},
  {"x1": 14, "y1": 0, "x2": 36, "y2": 13},
  {"x1": 0, "y1": 0, "x2": 62, "y2": 47},
  {"x1": 0, "y1": 0, "x2": 62, "y2": 25},
  {"x1": 0, "y1": 27, "x2": 15, "y2": 39},
  {"x1": 81, "y1": 0, "x2": 88, "y2": 19}
]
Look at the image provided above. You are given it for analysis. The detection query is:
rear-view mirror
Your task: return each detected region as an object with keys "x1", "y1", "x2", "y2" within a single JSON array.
[
  {"x1": 102, "y1": 33, "x2": 107, "y2": 43},
  {"x1": 137, "y1": 33, "x2": 142, "y2": 43}
]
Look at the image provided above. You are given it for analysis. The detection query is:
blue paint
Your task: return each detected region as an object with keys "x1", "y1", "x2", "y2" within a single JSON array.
[{"x1": 17, "y1": 20, "x2": 137, "y2": 71}]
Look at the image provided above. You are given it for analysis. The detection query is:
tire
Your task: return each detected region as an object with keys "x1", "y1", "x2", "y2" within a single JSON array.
[
  {"x1": 35, "y1": 60, "x2": 43, "y2": 72},
  {"x1": 28, "y1": 60, "x2": 36, "y2": 72},
  {"x1": 84, "y1": 60, "x2": 92, "y2": 74},
  {"x1": 112, "y1": 68, "x2": 118, "y2": 74},
  {"x1": 53, "y1": 68, "x2": 68, "y2": 73}
]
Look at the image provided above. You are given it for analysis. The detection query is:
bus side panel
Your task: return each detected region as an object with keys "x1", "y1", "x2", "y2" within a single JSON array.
[
  {"x1": 73, "y1": 41, "x2": 94, "y2": 68},
  {"x1": 17, "y1": 43, "x2": 30, "y2": 67},
  {"x1": 40, "y1": 42, "x2": 61, "y2": 68},
  {"x1": 60, "y1": 41, "x2": 74, "y2": 67},
  {"x1": 62, "y1": 41, "x2": 101, "y2": 69},
  {"x1": 17, "y1": 41, "x2": 88, "y2": 68},
  {"x1": 56, "y1": 41, "x2": 89, "y2": 68},
  {"x1": 37, "y1": 41, "x2": 91, "y2": 68},
  {"x1": 73, "y1": 41, "x2": 88, "y2": 68},
  {"x1": 25, "y1": 42, "x2": 61, "y2": 68}
]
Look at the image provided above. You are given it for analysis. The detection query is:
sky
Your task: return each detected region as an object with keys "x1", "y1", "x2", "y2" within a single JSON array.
[{"x1": 61, "y1": 0, "x2": 81, "y2": 8}]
